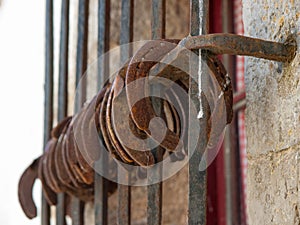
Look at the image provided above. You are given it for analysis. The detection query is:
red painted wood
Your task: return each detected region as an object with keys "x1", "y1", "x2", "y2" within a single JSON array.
[{"x1": 207, "y1": 0, "x2": 227, "y2": 224}]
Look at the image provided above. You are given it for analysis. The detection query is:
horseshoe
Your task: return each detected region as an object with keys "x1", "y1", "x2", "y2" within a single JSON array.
[
  {"x1": 106, "y1": 83, "x2": 134, "y2": 163},
  {"x1": 72, "y1": 107, "x2": 94, "y2": 184},
  {"x1": 163, "y1": 98, "x2": 185, "y2": 161},
  {"x1": 165, "y1": 81, "x2": 189, "y2": 153},
  {"x1": 54, "y1": 119, "x2": 75, "y2": 188},
  {"x1": 80, "y1": 86, "x2": 108, "y2": 165},
  {"x1": 18, "y1": 157, "x2": 40, "y2": 219},
  {"x1": 65, "y1": 119, "x2": 86, "y2": 184},
  {"x1": 111, "y1": 74, "x2": 155, "y2": 167},
  {"x1": 98, "y1": 84, "x2": 122, "y2": 161},
  {"x1": 86, "y1": 87, "x2": 107, "y2": 162},
  {"x1": 38, "y1": 154, "x2": 57, "y2": 205},
  {"x1": 42, "y1": 146, "x2": 58, "y2": 192},
  {"x1": 125, "y1": 40, "x2": 184, "y2": 152},
  {"x1": 61, "y1": 128, "x2": 82, "y2": 189},
  {"x1": 19, "y1": 38, "x2": 234, "y2": 221},
  {"x1": 51, "y1": 116, "x2": 72, "y2": 138},
  {"x1": 47, "y1": 139, "x2": 62, "y2": 192}
]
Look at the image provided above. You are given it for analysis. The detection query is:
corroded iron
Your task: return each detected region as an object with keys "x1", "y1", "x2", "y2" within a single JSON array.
[
  {"x1": 18, "y1": 31, "x2": 297, "y2": 220},
  {"x1": 184, "y1": 33, "x2": 296, "y2": 62}
]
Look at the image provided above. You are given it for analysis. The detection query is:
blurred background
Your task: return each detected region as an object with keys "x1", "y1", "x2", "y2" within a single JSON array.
[{"x1": 0, "y1": 1, "x2": 44, "y2": 224}]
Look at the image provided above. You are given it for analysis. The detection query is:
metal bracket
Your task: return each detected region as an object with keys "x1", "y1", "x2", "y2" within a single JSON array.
[{"x1": 182, "y1": 33, "x2": 297, "y2": 62}]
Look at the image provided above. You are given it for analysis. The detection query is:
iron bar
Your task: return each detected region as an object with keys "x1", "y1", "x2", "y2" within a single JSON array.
[
  {"x1": 117, "y1": 171, "x2": 131, "y2": 225},
  {"x1": 223, "y1": 122, "x2": 240, "y2": 225},
  {"x1": 188, "y1": 0, "x2": 209, "y2": 224},
  {"x1": 225, "y1": 91, "x2": 246, "y2": 225},
  {"x1": 221, "y1": 1, "x2": 239, "y2": 223},
  {"x1": 42, "y1": 0, "x2": 54, "y2": 224},
  {"x1": 147, "y1": 0, "x2": 165, "y2": 225},
  {"x1": 71, "y1": 198, "x2": 84, "y2": 225},
  {"x1": 120, "y1": 0, "x2": 133, "y2": 62},
  {"x1": 184, "y1": 33, "x2": 296, "y2": 62},
  {"x1": 97, "y1": 0, "x2": 110, "y2": 87},
  {"x1": 57, "y1": 0, "x2": 70, "y2": 121},
  {"x1": 72, "y1": 0, "x2": 89, "y2": 224},
  {"x1": 147, "y1": 100, "x2": 163, "y2": 225},
  {"x1": 149, "y1": 32, "x2": 296, "y2": 79},
  {"x1": 94, "y1": 171, "x2": 108, "y2": 225},
  {"x1": 94, "y1": 0, "x2": 110, "y2": 224},
  {"x1": 56, "y1": 0, "x2": 70, "y2": 224},
  {"x1": 151, "y1": 0, "x2": 165, "y2": 40},
  {"x1": 75, "y1": 0, "x2": 89, "y2": 104},
  {"x1": 117, "y1": 0, "x2": 134, "y2": 224}
]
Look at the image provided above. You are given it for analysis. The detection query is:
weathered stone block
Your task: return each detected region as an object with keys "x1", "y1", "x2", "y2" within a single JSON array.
[{"x1": 243, "y1": 0, "x2": 300, "y2": 224}]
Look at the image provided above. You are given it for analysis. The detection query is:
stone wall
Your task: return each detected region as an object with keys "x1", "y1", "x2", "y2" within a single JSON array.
[{"x1": 242, "y1": 0, "x2": 300, "y2": 224}]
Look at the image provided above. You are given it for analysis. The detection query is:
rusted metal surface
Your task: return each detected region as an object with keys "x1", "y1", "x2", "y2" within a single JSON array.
[
  {"x1": 18, "y1": 157, "x2": 40, "y2": 219},
  {"x1": 19, "y1": 0, "x2": 300, "y2": 223},
  {"x1": 18, "y1": 96, "x2": 118, "y2": 215},
  {"x1": 126, "y1": 40, "x2": 183, "y2": 153},
  {"x1": 112, "y1": 75, "x2": 155, "y2": 166},
  {"x1": 184, "y1": 33, "x2": 296, "y2": 62},
  {"x1": 19, "y1": 29, "x2": 297, "y2": 224},
  {"x1": 188, "y1": 0, "x2": 209, "y2": 224},
  {"x1": 19, "y1": 35, "x2": 234, "y2": 222}
]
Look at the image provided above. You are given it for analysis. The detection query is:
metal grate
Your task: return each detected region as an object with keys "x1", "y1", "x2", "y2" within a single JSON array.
[{"x1": 41, "y1": 0, "x2": 248, "y2": 224}]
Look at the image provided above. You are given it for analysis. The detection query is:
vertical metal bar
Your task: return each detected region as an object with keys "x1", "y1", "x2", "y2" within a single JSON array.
[
  {"x1": 75, "y1": 0, "x2": 89, "y2": 102},
  {"x1": 42, "y1": 0, "x2": 54, "y2": 225},
  {"x1": 147, "y1": 1, "x2": 165, "y2": 225},
  {"x1": 222, "y1": 2, "x2": 233, "y2": 224},
  {"x1": 221, "y1": 1, "x2": 242, "y2": 224},
  {"x1": 56, "y1": 0, "x2": 70, "y2": 224},
  {"x1": 71, "y1": 198, "x2": 84, "y2": 225},
  {"x1": 117, "y1": 1, "x2": 134, "y2": 224},
  {"x1": 72, "y1": 0, "x2": 89, "y2": 224},
  {"x1": 151, "y1": 0, "x2": 165, "y2": 40},
  {"x1": 118, "y1": 170, "x2": 131, "y2": 225},
  {"x1": 224, "y1": 119, "x2": 243, "y2": 225},
  {"x1": 188, "y1": 0, "x2": 209, "y2": 224},
  {"x1": 120, "y1": 0, "x2": 133, "y2": 60},
  {"x1": 94, "y1": 163, "x2": 108, "y2": 225},
  {"x1": 58, "y1": 0, "x2": 70, "y2": 120},
  {"x1": 94, "y1": 0, "x2": 110, "y2": 224},
  {"x1": 97, "y1": 0, "x2": 110, "y2": 87},
  {"x1": 147, "y1": 108, "x2": 163, "y2": 225}
]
